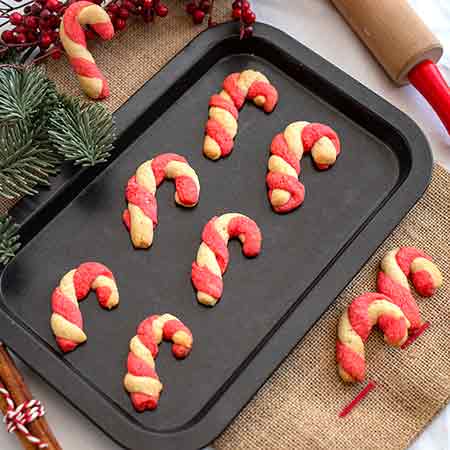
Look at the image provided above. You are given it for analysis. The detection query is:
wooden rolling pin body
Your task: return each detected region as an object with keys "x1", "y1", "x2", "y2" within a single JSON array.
[{"x1": 330, "y1": 0, "x2": 443, "y2": 85}]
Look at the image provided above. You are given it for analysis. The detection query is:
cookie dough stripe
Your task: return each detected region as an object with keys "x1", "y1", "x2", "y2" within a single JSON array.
[
  {"x1": 203, "y1": 70, "x2": 279, "y2": 160},
  {"x1": 123, "y1": 153, "x2": 200, "y2": 249},
  {"x1": 336, "y1": 293, "x2": 410, "y2": 383},
  {"x1": 377, "y1": 247, "x2": 442, "y2": 329},
  {"x1": 192, "y1": 213, "x2": 262, "y2": 306},
  {"x1": 124, "y1": 314, "x2": 193, "y2": 411},
  {"x1": 124, "y1": 374, "x2": 163, "y2": 398},
  {"x1": 59, "y1": 1, "x2": 113, "y2": 99},
  {"x1": 50, "y1": 262, "x2": 119, "y2": 353},
  {"x1": 266, "y1": 121, "x2": 341, "y2": 213}
]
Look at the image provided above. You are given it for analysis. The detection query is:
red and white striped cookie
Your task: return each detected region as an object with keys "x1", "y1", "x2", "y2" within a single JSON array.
[
  {"x1": 123, "y1": 314, "x2": 193, "y2": 411},
  {"x1": 60, "y1": 1, "x2": 114, "y2": 99},
  {"x1": 203, "y1": 69, "x2": 279, "y2": 160},
  {"x1": 336, "y1": 293, "x2": 410, "y2": 383},
  {"x1": 191, "y1": 213, "x2": 262, "y2": 306},
  {"x1": 267, "y1": 121, "x2": 341, "y2": 213},
  {"x1": 50, "y1": 262, "x2": 119, "y2": 353},
  {"x1": 123, "y1": 153, "x2": 200, "y2": 249},
  {"x1": 377, "y1": 247, "x2": 443, "y2": 330}
]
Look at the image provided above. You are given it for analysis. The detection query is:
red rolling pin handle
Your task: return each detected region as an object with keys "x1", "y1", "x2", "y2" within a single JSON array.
[{"x1": 408, "y1": 61, "x2": 450, "y2": 135}]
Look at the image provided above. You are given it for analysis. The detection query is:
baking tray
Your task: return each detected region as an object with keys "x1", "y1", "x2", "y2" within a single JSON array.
[{"x1": 0, "y1": 22, "x2": 432, "y2": 449}]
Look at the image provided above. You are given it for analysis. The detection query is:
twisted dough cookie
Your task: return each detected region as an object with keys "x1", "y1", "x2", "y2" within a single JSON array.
[
  {"x1": 60, "y1": 1, "x2": 114, "y2": 99},
  {"x1": 267, "y1": 121, "x2": 341, "y2": 213},
  {"x1": 377, "y1": 247, "x2": 442, "y2": 330},
  {"x1": 123, "y1": 153, "x2": 200, "y2": 248},
  {"x1": 191, "y1": 213, "x2": 262, "y2": 306},
  {"x1": 123, "y1": 314, "x2": 193, "y2": 411},
  {"x1": 336, "y1": 293, "x2": 410, "y2": 383},
  {"x1": 50, "y1": 262, "x2": 119, "y2": 353},
  {"x1": 204, "y1": 70, "x2": 279, "y2": 160}
]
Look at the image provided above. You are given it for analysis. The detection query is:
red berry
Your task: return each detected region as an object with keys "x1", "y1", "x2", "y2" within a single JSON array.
[
  {"x1": 142, "y1": 0, "x2": 152, "y2": 9},
  {"x1": 186, "y1": 2, "x2": 196, "y2": 14},
  {"x1": 199, "y1": 0, "x2": 210, "y2": 12},
  {"x1": 241, "y1": 0, "x2": 250, "y2": 11},
  {"x1": 46, "y1": 0, "x2": 59, "y2": 11},
  {"x1": 24, "y1": 15, "x2": 39, "y2": 29},
  {"x1": 122, "y1": 0, "x2": 134, "y2": 10},
  {"x1": 14, "y1": 32, "x2": 27, "y2": 44},
  {"x1": 48, "y1": 13, "x2": 60, "y2": 27},
  {"x1": 40, "y1": 8, "x2": 51, "y2": 19},
  {"x1": 40, "y1": 33, "x2": 52, "y2": 47},
  {"x1": 232, "y1": 1, "x2": 241, "y2": 9},
  {"x1": 31, "y1": 3, "x2": 43, "y2": 15},
  {"x1": 155, "y1": 3, "x2": 168, "y2": 17},
  {"x1": 10, "y1": 12, "x2": 23, "y2": 25},
  {"x1": 242, "y1": 9, "x2": 255, "y2": 25},
  {"x1": 107, "y1": 3, "x2": 119, "y2": 13},
  {"x1": 13, "y1": 25, "x2": 26, "y2": 34},
  {"x1": 243, "y1": 25, "x2": 253, "y2": 37},
  {"x1": 114, "y1": 18, "x2": 126, "y2": 30},
  {"x1": 26, "y1": 31, "x2": 38, "y2": 42},
  {"x1": 1, "y1": 30, "x2": 14, "y2": 43},
  {"x1": 118, "y1": 7, "x2": 129, "y2": 18},
  {"x1": 192, "y1": 8, "x2": 205, "y2": 24},
  {"x1": 51, "y1": 48, "x2": 62, "y2": 59},
  {"x1": 231, "y1": 7, "x2": 241, "y2": 19}
]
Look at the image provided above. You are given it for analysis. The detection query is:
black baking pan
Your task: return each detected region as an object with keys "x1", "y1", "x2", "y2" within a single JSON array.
[{"x1": 0, "y1": 22, "x2": 432, "y2": 450}]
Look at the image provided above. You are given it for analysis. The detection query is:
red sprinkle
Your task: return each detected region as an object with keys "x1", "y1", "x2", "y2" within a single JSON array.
[
  {"x1": 401, "y1": 322, "x2": 430, "y2": 350},
  {"x1": 339, "y1": 381, "x2": 377, "y2": 418}
]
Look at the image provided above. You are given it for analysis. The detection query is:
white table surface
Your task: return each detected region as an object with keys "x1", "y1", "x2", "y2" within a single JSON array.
[{"x1": 1, "y1": 1, "x2": 449, "y2": 449}]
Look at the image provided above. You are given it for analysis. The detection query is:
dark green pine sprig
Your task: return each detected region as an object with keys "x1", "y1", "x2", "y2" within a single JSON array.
[
  {"x1": 0, "y1": 66, "x2": 62, "y2": 199},
  {"x1": 49, "y1": 96, "x2": 116, "y2": 167},
  {"x1": 0, "y1": 216, "x2": 21, "y2": 266}
]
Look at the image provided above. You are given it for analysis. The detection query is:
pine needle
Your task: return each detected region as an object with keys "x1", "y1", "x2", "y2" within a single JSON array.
[
  {"x1": 0, "y1": 215, "x2": 20, "y2": 266},
  {"x1": 49, "y1": 96, "x2": 115, "y2": 167}
]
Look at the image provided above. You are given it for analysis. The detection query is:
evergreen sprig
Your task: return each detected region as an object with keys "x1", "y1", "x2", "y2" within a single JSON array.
[
  {"x1": 49, "y1": 96, "x2": 115, "y2": 167},
  {"x1": 0, "y1": 66, "x2": 58, "y2": 125},
  {"x1": 0, "y1": 66, "x2": 61, "y2": 199},
  {"x1": 0, "y1": 216, "x2": 21, "y2": 266}
]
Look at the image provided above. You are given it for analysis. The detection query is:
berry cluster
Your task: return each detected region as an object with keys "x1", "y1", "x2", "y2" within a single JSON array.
[
  {"x1": 1, "y1": 0, "x2": 65, "y2": 58},
  {"x1": 231, "y1": 0, "x2": 255, "y2": 37},
  {"x1": 185, "y1": 0, "x2": 214, "y2": 26},
  {"x1": 106, "y1": 0, "x2": 168, "y2": 29}
]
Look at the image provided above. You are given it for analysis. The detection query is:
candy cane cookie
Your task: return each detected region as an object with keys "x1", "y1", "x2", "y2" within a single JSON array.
[
  {"x1": 60, "y1": 1, "x2": 114, "y2": 99},
  {"x1": 191, "y1": 213, "x2": 262, "y2": 306},
  {"x1": 267, "y1": 122, "x2": 341, "y2": 213},
  {"x1": 203, "y1": 70, "x2": 279, "y2": 160},
  {"x1": 124, "y1": 314, "x2": 193, "y2": 411},
  {"x1": 123, "y1": 153, "x2": 200, "y2": 249},
  {"x1": 336, "y1": 293, "x2": 410, "y2": 383},
  {"x1": 377, "y1": 247, "x2": 443, "y2": 330},
  {"x1": 50, "y1": 262, "x2": 119, "y2": 353}
]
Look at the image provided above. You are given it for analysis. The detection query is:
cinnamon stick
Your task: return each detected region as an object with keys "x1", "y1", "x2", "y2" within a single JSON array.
[{"x1": 0, "y1": 343, "x2": 62, "y2": 450}]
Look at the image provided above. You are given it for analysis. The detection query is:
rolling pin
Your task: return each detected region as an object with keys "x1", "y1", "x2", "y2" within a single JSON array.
[{"x1": 330, "y1": 0, "x2": 450, "y2": 134}]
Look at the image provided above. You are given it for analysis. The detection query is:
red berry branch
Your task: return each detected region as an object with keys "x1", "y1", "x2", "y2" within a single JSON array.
[{"x1": 0, "y1": 0, "x2": 255, "y2": 64}]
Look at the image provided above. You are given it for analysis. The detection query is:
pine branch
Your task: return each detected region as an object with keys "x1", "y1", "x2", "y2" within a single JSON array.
[
  {"x1": 0, "y1": 216, "x2": 20, "y2": 266},
  {"x1": 0, "y1": 121, "x2": 61, "y2": 199},
  {"x1": 49, "y1": 96, "x2": 116, "y2": 167},
  {"x1": 0, "y1": 66, "x2": 58, "y2": 124}
]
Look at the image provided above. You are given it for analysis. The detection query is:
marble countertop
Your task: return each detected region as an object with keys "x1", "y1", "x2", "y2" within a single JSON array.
[{"x1": 0, "y1": 1, "x2": 449, "y2": 449}]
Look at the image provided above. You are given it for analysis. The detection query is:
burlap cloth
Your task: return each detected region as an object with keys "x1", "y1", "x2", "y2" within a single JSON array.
[{"x1": 2, "y1": 2, "x2": 450, "y2": 448}]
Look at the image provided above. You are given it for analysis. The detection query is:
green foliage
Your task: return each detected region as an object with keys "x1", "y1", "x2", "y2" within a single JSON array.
[
  {"x1": 0, "y1": 216, "x2": 20, "y2": 266},
  {"x1": 49, "y1": 96, "x2": 115, "y2": 166},
  {"x1": 0, "y1": 66, "x2": 61, "y2": 199}
]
